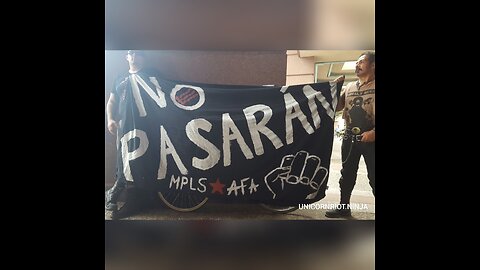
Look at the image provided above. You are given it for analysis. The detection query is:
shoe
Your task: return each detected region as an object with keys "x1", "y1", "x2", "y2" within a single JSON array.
[
  {"x1": 105, "y1": 202, "x2": 118, "y2": 211},
  {"x1": 105, "y1": 190, "x2": 118, "y2": 211},
  {"x1": 113, "y1": 188, "x2": 149, "y2": 219},
  {"x1": 105, "y1": 184, "x2": 125, "y2": 211},
  {"x1": 325, "y1": 206, "x2": 352, "y2": 218}
]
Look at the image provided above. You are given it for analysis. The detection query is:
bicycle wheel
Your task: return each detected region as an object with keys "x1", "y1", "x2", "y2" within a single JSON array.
[
  {"x1": 260, "y1": 203, "x2": 298, "y2": 214},
  {"x1": 158, "y1": 190, "x2": 208, "y2": 212}
]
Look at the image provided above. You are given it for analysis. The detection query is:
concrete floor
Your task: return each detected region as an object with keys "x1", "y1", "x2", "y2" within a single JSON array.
[{"x1": 105, "y1": 137, "x2": 375, "y2": 220}]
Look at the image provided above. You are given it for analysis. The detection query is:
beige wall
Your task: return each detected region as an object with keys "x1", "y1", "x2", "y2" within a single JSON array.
[
  {"x1": 286, "y1": 50, "x2": 315, "y2": 85},
  {"x1": 105, "y1": 50, "x2": 287, "y2": 187}
]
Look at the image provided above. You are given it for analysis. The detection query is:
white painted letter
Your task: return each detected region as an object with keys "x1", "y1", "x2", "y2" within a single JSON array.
[
  {"x1": 198, "y1": 178, "x2": 207, "y2": 193},
  {"x1": 243, "y1": 104, "x2": 283, "y2": 155},
  {"x1": 284, "y1": 93, "x2": 314, "y2": 144},
  {"x1": 186, "y1": 119, "x2": 221, "y2": 170},
  {"x1": 222, "y1": 113, "x2": 254, "y2": 167},
  {"x1": 158, "y1": 125, "x2": 188, "y2": 180},
  {"x1": 169, "y1": 175, "x2": 181, "y2": 189},
  {"x1": 302, "y1": 85, "x2": 335, "y2": 129},
  {"x1": 120, "y1": 129, "x2": 149, "y2": 181},
  {"x1": 129, "y1": 75, "x2": 167, "y2": 117}
]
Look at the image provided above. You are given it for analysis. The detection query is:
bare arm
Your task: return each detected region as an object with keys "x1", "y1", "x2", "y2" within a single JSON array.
[{"x1": 106, "y1": 93, "x2": 118, "y2": 135}]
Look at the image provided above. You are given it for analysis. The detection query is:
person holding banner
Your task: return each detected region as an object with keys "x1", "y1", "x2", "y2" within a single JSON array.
[
  {"x1": 105, "y1": 50, "x2": 158, "y2": 213},
  {"x1": 326, "y1": 51, "x2": 375, "y2": 218}
]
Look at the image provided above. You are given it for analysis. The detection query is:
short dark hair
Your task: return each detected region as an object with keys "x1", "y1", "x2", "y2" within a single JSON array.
[{"x1": 360, "y1": 51, "x2": 375, "y2": 64}]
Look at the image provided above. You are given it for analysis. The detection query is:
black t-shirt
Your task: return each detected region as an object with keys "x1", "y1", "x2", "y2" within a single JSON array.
[{"x1": 111, "y1": 68, "x2": 161, "y2": 121}]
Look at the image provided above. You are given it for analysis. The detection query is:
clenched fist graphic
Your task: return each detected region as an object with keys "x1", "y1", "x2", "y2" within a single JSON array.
[{"x1": 264, "y1": 151, "x2": 328, "y2": 201}]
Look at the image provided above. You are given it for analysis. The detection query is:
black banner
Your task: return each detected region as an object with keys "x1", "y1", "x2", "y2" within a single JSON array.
[{"x1": 115, "y1": 71, "x2": 340, "y2": 206}]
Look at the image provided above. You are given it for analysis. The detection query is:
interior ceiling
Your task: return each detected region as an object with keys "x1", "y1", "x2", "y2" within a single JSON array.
[
  {"x1": 298, "y1": 50, "x2": 365, "y2": 61},
  {"x1": 297, "y1": 50, "x2": 374, "y2": 84}
]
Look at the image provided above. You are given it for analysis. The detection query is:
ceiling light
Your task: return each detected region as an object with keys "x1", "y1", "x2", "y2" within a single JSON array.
[{"x1": 342, "y1": 61, "x2": 356, "y2": 70}]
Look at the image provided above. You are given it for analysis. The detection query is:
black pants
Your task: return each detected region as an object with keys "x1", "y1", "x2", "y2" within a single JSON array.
[
  {"x1": 114, "y1": 147, "x2": 127, "y2": 189},
  {"x1": 106, "y1": 136, "x2": 127, "y2": 205},
  {"x1": 339, "y1": 137, "x2": 375, "y2": 204}
]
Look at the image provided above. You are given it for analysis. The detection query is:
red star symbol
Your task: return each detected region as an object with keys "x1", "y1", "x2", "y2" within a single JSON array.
[{"x1": 209, "y1": 178, "x2": 225, "y2": 195}]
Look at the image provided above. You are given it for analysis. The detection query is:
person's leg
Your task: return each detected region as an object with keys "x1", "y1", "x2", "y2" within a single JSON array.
[
  {"x1": 326, "y1": 139, "x2": 362, "y2": 218},
  {"x1": 105, "y1": 145, "x2": 127, "y2": 211},
  {"x1": 362, "y1": 142, "x2": 375, "y2": 196},
  {"x1": 339, "y1": 139, "x2": 362, "y2": 204},
  {"x1": 105, "y1": 178, "x2": 126, "y2": 211}
]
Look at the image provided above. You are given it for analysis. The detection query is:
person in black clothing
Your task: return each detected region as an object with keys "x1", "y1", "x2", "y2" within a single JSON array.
[
  {"x1": 105, "y1": 50, "x2": 158, "y2": 215},
  {"x1": 326, "y1": 51, "x2": 375, "y2": 218}
]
